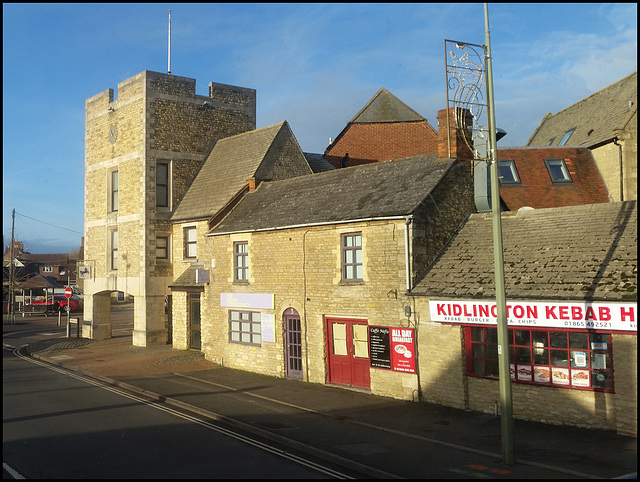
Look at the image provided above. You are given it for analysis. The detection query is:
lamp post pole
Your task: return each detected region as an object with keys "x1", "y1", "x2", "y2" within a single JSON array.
[{"x1": 484, "y1": 2, "x2": 515, "y2": 465}]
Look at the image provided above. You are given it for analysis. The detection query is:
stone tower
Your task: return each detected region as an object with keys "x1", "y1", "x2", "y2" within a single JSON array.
[{"x1": 83, "y1": 70, "x2": 256, "y2": 346}]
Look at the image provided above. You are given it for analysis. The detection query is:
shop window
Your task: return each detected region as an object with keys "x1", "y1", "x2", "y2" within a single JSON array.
[
  {"x1": 228, "y1": 310, "x2": 261, "y2": 346},
  {"x1": 466, "y1": 327, "x2": 613, "y2": 392},
  {"x1": 342, "y1": 232, "x2": 363, "y2": 281},
  {"x1": 234, "y1": 241, "x2": 248, "y2": 282}
]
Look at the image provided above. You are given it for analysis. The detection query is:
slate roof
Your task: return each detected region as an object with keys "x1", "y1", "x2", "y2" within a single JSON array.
[
  {"x1": 208, "y1": 154, "x2": 454, "y2": 235},
  {"x1": 16, "y1": 274, "x2": 65, "y2": 290},
  {"x1": 303, "y1": 152, "x2": 335, "y2": 173},
  {"x1": 20, "y1": 253, "x2": 70, "y2": 265},
  {"x1": 171, "y1": 121, "x2": 312, "y2": 223},
  {"x1": 349, "y1": 88, "x2": 426, "y2": 124},
  {"x1": 168, "y1": 265, "x2": 205, "y2": 291},
  {"x1": 527, "y1": 72, "x2": 637, "y2": 148},
  {"x1": 411, "y1": 201, "x2": 637, "y2": 302}
]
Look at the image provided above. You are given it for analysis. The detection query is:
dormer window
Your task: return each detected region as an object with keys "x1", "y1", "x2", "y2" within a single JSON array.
[
  {"x1": 497, "y1": 160, "x2": 521, "y2": 185},
  {"x1": 558, "y1": 127, "x2": 576, "y2": 146},
  {"x1": 544, "y1": 159, "x2": 573, "y2": 184}
]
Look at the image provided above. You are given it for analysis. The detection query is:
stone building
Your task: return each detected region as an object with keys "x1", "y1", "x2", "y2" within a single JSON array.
[
  {"x1": 170, "y1": 147, "x2": 475, "y2": 398},
  {"x1": 527, "y1": 71, "x2": 637, "y2": 203},
  {"x1": 83, "y1": 70, "x2": 256, "y2": 346}
]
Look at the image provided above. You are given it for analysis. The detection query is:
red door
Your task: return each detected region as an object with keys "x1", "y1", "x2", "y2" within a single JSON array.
[{"x1": 326, "y1": 318, "x2": 370, "y2": 389}]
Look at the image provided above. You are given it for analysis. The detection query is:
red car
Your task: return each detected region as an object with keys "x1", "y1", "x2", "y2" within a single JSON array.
[{"x1": 25, "y1": 294, "x2": 83, "y2": 312}]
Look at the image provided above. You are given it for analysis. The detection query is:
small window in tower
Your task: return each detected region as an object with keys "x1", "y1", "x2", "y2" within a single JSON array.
[
  {"x1": 157, "y1": 162, "x2": 169, "y2": 208},
  {"x1": 111, "y1": 170, "x2": 119, "y2": 212}
]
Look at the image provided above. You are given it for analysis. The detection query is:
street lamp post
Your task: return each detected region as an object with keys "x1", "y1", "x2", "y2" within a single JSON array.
[{"x1": 484, "y1": 2, "x2": 515, "y2": 466}]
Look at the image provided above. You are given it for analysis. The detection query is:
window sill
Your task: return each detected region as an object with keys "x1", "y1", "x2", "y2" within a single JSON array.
[{"x1": 339, "y1": 280, "x2": 364, "y2": 286}]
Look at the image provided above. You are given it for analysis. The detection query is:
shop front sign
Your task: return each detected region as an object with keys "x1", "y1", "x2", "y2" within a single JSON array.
[{"x1": 430, "y1": 300, "x2": 637, "y2": 333}]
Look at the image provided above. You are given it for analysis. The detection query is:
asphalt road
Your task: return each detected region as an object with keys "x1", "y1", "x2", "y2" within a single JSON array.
[{"x1": 3, "y1": 312, "x2": 362, "y2": 479}]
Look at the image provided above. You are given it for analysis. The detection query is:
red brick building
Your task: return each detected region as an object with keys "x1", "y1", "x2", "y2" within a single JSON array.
[
  {"x1": 324, "y1": 88, "x2": 439, "y2": 168},
  {"x1": 496, "y1": 147, "x2": 610, "y2": 210}
]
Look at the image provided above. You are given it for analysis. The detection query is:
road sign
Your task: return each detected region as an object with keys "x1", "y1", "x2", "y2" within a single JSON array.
[{"x1": 65, "y1": 286, "x2": 73, "y2": 299}]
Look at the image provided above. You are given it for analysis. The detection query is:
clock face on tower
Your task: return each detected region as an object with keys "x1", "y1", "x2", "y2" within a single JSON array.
[{"x1": 109, "y1": 125, "x2": 118, "y2": 144}]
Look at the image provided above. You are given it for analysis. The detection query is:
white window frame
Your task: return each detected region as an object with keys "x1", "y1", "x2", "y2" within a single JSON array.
[
  {"x1": 110, "y1": 229, "x2": 118, "y2": 271},
  {"x1": 184, "y1": 226, "x2": 197, "y2": 259}
]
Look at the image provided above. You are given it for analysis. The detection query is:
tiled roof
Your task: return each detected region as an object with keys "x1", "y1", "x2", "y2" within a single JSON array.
[
  {"x1": 527, "y1": 72, "x2": 637, "y2": 147},
  {"x1": 208, "y1": 154, "x2": 454, "y2": 234},
  {"x1": 171, "y1": 121, "x2": 312, "y2": 223},
  {"x1": 349, "y1": 88, "x2": 426, "y2": 124},
  {"x1": 411, "y1": 201, "x2": 637, "y2": 302}
]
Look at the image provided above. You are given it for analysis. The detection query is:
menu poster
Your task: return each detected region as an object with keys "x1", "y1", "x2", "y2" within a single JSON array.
[
  {"x1": 552, "y1": 368, "x2": 570, "y2": 386},
  {"x1": 533, "y1": 366, "x2": 551, "y2": 383},
  {"x1": 516, "y1": 365, "x2": 532, "y2": 381},
  {"x1": 369, "y1": 326, "x2": 391, "y2": 369},
  {"x1": 391, "y1": 328, "x2": 416, "y2": 374},
  {"x1": 571, "y1": 370, "x2": 590, "y2": 387}
]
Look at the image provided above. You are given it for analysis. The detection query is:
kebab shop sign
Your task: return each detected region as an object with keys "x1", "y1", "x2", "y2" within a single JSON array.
[{"x1": 430, "y1": 300, "x2": 637, "y2": 333}]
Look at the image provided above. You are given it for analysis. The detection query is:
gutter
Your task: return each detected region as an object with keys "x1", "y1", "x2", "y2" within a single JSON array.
[
  {"x1": 205, "y1": 215, "x2": 408, "y2": 237},
  {"x1": 404, "y1": 216, "x2": 412, "y2": 292},
  {"x1": 613, "y1": 137, "x2": 624, "y2": 202}
]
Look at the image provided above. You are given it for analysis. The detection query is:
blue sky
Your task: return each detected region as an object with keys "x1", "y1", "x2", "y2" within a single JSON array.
[{"x1": 3, "y1": 3, "x2": 637, "y2": 254}]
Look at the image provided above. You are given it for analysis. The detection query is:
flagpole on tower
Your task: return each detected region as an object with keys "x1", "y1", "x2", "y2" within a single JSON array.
[{"x1": 168, "y1": 10, "x2": 171, "y2": 75}]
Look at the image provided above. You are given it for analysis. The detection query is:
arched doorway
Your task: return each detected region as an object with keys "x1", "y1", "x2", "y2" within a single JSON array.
[{"x1": 283, "y1": 308, "x2": 303, "y2": 380}]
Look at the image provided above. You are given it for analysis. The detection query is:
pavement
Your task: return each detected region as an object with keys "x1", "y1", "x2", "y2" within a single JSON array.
[{"x1": 15, "y1": 331, "x2": 639, "y2": 479}]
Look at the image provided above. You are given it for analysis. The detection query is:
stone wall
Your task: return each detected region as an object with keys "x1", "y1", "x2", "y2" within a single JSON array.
[
  {"x1": 591, "y1": 112, "x2": 637, "y2": 202},
  {"x1": 185, "y1": 219, "x2": 421, "y2": 400}
]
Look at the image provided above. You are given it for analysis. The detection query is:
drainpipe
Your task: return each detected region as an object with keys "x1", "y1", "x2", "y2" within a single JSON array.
[
  {"x1": 614, "y1": 137, "x2": 623, "y2": 201},
  {"x1": 404, "y1": 217, "x2": 412, "y2": 292}
]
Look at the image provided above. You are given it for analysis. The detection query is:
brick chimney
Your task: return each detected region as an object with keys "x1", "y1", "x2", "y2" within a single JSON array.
[
  {"x1": 437, "y1": 107, "x2": 474, "y2": 160},
  {"x1": 246, "y1": 178, "x2": 260, "y2": 191}
]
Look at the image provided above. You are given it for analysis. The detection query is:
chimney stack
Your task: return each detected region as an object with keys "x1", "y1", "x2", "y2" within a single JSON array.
[{"x1": 437, "y1": 107, "x2": 474, "y2": 160}]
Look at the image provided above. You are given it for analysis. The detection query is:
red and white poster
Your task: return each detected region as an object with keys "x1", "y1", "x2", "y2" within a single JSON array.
[{"x1": 390, "y1": 328, "x2": 416, "y2": 374}]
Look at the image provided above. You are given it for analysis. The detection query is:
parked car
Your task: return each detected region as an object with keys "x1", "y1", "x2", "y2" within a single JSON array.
[{"x1": 24, "y1": 294, "x2": 83, "y2": 312}]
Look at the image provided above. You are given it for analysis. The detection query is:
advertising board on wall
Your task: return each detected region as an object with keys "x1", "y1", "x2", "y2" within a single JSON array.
[
  {"x1": 369, "y1": 326, "x2": 416, "y2": 373},
  {"x1": 429, "y1": 300, "x2": 637, "y2": 333}
]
